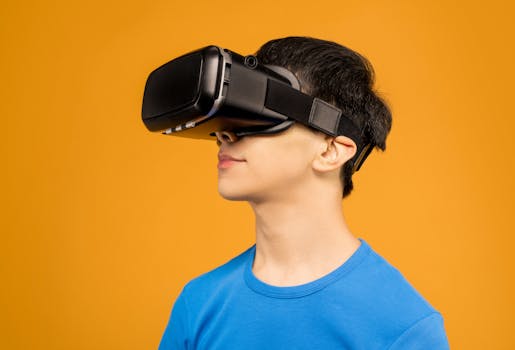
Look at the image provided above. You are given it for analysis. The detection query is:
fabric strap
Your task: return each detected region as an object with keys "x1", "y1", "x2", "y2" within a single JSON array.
[{"x1": 264, "y1": 79, "x2": 362, "y2": 145}]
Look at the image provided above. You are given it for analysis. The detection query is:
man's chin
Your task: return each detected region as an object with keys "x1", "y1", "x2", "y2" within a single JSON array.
[
  {"x1": 217, "y1": 187, "x2": 247, "y2": 201},
  {"x1": 217, "y1": 186, "x2": 263, "y2": 202}
]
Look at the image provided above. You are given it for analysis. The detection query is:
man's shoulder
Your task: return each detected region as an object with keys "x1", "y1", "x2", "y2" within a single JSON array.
[
  {"x1": 181, "y1": 245, "x2": 254, "y2": 298},
  {"x1": 347, "y1": 240, "x2": 440, "y2": 323}
]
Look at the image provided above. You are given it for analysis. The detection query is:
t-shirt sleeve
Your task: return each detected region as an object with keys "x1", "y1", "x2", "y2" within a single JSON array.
[
  {"x1": 158, "y1": 289, "x2": 190, "y2": 350},
  {"x1": 388, "y1": 312, "x2": 450, "y2": 350}
]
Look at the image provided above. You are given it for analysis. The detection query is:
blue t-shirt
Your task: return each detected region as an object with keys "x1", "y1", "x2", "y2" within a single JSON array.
[{"x1": 159, "y1": 239, "x2": 449, "y2": 349}]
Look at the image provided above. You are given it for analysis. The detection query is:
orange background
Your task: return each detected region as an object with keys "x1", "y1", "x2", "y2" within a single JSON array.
[{"x1": 2, "y1": 0, "x2": 514, "y2": 349}]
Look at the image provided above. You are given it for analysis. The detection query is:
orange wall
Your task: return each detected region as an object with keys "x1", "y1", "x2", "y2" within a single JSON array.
[{"x1": 2, "y1": 0, "x2": 514, "y2": 349}]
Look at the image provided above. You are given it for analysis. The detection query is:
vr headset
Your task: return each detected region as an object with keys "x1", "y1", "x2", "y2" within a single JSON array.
[{"x1": 141, "y1": 45, "x2": 372, "y2": 172}]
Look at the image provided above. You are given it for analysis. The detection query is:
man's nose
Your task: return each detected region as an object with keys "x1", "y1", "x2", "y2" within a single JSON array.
[{"x1": 214, "y1": 131, "x2": 239, "y2": 145}]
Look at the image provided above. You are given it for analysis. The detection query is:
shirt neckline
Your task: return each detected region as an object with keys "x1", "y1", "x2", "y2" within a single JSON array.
[{"x1": 244, "y1": 238, "x2": 371, "y2": 299}]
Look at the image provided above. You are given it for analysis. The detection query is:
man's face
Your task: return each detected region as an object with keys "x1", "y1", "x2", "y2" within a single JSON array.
[{"x1": 216, "y1": 123, "x2": 326, "y2": 204}]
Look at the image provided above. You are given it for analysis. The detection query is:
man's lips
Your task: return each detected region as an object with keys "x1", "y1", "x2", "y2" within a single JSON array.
[
  {"x1": 218, "y1": 153, "x2": 245, "y2": 162},
  {"x1": 217, "y1": 153, "x2": 245, "y2": 169}
]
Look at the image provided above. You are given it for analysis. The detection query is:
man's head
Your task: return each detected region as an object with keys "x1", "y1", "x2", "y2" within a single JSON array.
[
  {"x1": 215, "y1": 36, "x2": 392, "y2": 202},
  {"x1": 255, "y1": 36, "x2": 392, "y2": 198}
]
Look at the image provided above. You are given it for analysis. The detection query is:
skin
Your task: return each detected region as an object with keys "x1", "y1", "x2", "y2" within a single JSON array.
[{"x1": 215, "y1": 123, "x2": 362, "y2": 287}]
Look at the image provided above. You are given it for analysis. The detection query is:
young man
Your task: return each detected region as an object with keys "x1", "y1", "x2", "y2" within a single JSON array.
[{"x1": 158, "y1": 37, "x2": 450, "y2": 349}]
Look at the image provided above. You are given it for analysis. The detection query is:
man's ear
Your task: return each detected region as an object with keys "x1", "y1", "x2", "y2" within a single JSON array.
[{"x1": 312, "y1": 135, "x2": 357, "y2": 172}]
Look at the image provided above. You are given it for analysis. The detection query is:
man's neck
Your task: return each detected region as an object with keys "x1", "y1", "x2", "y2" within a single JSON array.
[{"x1": 248, "y1": 192, "x2": 361, "y2": 287}]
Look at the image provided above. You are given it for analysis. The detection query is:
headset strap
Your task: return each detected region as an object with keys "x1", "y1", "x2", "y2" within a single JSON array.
[
  {"x1": 265, "y1": 79, "x2": 362, "y2": 144},
  {"x1": 264, "y1": 79, "x2": 371, "y2": 172}
]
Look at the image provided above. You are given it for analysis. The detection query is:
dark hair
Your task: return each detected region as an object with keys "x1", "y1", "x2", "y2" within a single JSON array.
[{"x1": 255, "y1": 36, "x2": 392, "y2": 198}]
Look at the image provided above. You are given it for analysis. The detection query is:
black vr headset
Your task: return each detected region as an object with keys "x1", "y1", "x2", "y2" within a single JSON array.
[{"x1": 141, "y1": 45, "x2": 373, "y2": 172}]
